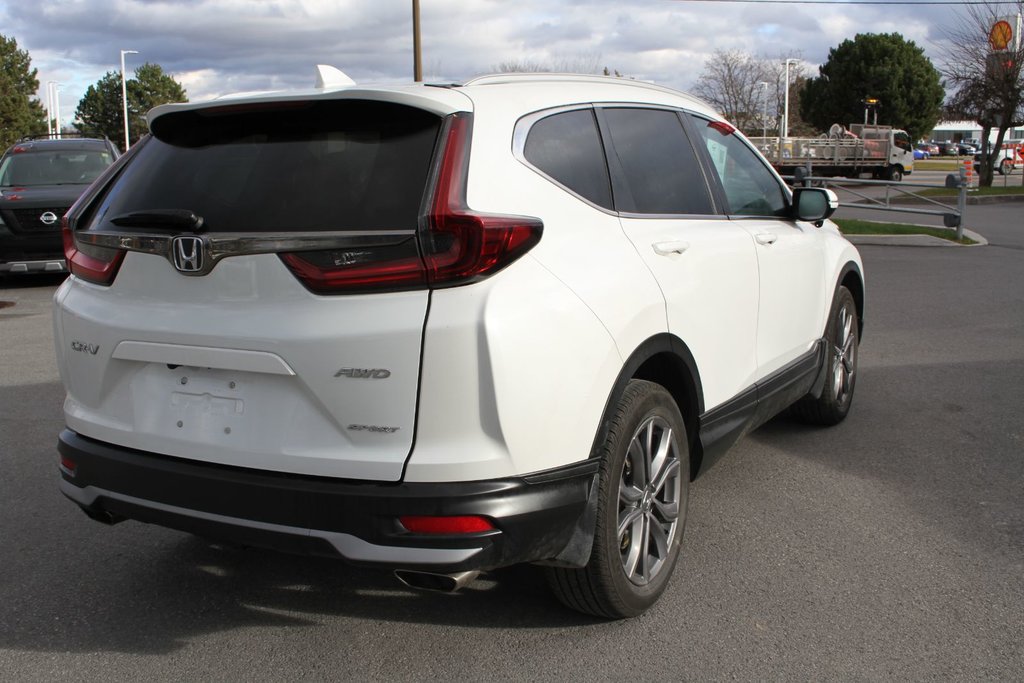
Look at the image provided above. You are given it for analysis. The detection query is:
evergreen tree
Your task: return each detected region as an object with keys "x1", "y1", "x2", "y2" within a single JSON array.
[
  {"x1": 0, "y1": 34, "x2": 48, "y2": 148},
  {"x1": 800, "y1": 33, "x2": 944, "y2": 141},
  {"x1": 75, "y1": 63, "x2": 187, "y2": 146}
]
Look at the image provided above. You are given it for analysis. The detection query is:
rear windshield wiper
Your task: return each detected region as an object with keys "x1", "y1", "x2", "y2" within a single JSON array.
[{"x1": 109, "y1": 209, "x2": 205, "y2": 232}]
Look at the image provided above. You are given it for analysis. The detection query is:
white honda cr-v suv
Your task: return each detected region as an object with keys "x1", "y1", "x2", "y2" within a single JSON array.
[{"x1": 53, "y1": 69, "x2": 863, "y2": 619}]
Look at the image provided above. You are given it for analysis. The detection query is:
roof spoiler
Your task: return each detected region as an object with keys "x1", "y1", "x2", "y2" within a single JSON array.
[{"x1": 315, "y1": 65, "x2": 356, "y2": 89}]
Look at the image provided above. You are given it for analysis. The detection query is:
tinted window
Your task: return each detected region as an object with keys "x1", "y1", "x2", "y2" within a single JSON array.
[
  {"x1": 524, "y1": 109, "x2": 612, "y2": 208},
  {"x1": 602, "y1": 108, "x2": 713, "y2": 215},
  {"x1": 693, "y1": 118, "x2": 788, "y2": 217},
  {"x1": 86, "y1": 100, "x2": 441, "y2": 233}
]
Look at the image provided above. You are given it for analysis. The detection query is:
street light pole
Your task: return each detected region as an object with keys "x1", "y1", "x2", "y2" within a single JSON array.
[
  {"x1": 782, "y1": 58, "x2": 799, "y2": 141},
  {"x1": 120, "y1": 49, "x2": 139, "y2": 150},
  {"x1": 46, "y1": 81, "x2": 56, "y2": 136},
  {"x1": 53, "y1": 84, "x2": 62, "y2": 139},
  {"x1": 758, "y1": 81, "x2": 769, "y2": 140}
]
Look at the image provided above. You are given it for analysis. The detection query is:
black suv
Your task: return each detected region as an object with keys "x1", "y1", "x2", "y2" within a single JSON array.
[{"x1": 0, "y1": 136, "x2": 119, "y2": 275}]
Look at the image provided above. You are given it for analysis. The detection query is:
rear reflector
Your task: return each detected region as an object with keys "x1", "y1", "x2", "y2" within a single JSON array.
[
  {"x1": 399, "y1": 515, "x2": 495, "y2": 535},
  {"x1": 59, "y1": 456, "x2": 77, "y2": 477}
]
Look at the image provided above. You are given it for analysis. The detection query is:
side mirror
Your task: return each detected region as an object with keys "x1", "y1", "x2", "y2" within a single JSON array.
[{"x1": 792, "y1": 187, "x2": 838, "y2": 226}]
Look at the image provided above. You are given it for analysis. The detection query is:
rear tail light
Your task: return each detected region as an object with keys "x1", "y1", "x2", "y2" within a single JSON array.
[
  {"x1": 62, "y1": 216, "x2": 125, "y2": 285},
  {"x1": 399, "y1": 515, "x2": 495, "y2": 535},
  {"x1": 281, "y1": 111, "x2": 542, "y2": 294},
  {"x1": 280, "y1": 237, "x2": 426, "y2": 294},
  {"x1": 420, "y1": 112, "x2": 543, "y2": 287}
]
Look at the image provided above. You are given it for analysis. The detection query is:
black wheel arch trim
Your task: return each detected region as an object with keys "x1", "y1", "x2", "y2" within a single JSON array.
[
  {"x1": 589, "y1": 333, "x2": 704, "y2": 474},
  {"x1": 835, "y1": 260, "x2": 865, "y2": 338}
]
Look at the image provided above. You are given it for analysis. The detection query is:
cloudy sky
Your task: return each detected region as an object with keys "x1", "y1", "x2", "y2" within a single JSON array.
[{"x1": 2, "y1": 0, "x2": 971, "y2": 127}]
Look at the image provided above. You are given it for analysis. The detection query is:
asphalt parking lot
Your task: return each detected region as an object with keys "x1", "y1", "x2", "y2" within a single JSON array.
[{"x1": 1, "y1": 202, "x2": 1021, "y2": 680}]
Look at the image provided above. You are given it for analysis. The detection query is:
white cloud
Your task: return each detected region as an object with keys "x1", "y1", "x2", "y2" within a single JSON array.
[{"x1": 0, "y1": 0, "x2": 964, "y2": 127}]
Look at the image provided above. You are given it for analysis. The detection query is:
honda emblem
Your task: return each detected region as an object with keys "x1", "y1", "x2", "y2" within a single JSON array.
[{"x1": 172, "y1": 235, "x2": 205, "y2": 273}]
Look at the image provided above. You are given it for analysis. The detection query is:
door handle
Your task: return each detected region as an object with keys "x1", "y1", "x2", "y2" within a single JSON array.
[
  {"x1": 652, "y1": 240, "x2": 690, "y2": 255},
  {"x1": 754, "y1": 233, "x2": 778, "y2": 245}
]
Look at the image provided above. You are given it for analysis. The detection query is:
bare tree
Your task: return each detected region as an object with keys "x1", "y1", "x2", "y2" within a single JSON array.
[
  {"x1": 941, "y1": 2, "x2": 1024, "y2": 186},
  {"x1": 693, "y1": 50, "x2": 768, "y2": 133},
  {"x1": 493, "y1": 54, "x2": 603, "y2": 74},
  {"x1": 693, "y1": 50, "x2": 806, "y2": 137},
  {"x1": 762, "y1": 55, "x2": 813, "y2": 136}
]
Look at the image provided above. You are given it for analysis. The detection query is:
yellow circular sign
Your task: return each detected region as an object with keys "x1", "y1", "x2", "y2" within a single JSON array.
[{"x1": 990, "y1": 20, "x2": 1013, "y2": 51}]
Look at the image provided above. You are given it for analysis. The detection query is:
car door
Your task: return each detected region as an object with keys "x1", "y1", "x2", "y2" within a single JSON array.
[
  {"x1": 598, "y1": 106, "x2": 760, "y2": 411},
  {"x1": 688, "y1": 114, "x2": 827, "y2": 378}
]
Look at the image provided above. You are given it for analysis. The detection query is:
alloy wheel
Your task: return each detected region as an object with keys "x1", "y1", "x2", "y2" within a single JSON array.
[
  {"x1": 832, "y1": 303, "x2": 857, "y2": 403},
  {"x1": 618, "y1": 415, "x2": 682, "y2": 586}
]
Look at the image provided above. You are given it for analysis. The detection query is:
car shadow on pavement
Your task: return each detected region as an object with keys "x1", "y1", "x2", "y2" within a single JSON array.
[
  {"x1": 0, "y1": 533, "x2": 602, "y2": 656},
  {"x1": 740, "y1": 361, "x2": 1023, "y2": 560}
]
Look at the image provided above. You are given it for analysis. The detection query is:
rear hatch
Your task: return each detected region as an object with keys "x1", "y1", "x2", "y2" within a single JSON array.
[{"x1": 54, "y1": 97, "x2": 450, "y2": 481}]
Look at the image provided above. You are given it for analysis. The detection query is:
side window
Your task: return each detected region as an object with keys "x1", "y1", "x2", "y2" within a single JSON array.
[
  {"x1": 601, "y1": 108, "x2": 713, "y2": 215},
  {"x1": 692, "y1": 117, "x2": 788, "y2": 217},
  {"x1": 523, "y1": 109, "x2": 613, "y2": 209}
]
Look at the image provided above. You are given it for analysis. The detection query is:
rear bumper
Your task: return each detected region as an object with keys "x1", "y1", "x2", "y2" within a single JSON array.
[{"x1": 58, "y1": 429, "x2": 599, "y2": 572}]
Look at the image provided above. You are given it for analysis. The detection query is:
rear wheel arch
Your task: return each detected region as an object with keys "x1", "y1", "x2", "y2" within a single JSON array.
[{"x1": 591, "y1": 334, "x2": 704, "y2": 480}]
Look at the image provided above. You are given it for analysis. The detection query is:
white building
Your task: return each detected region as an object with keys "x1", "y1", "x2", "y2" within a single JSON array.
[{"x1": 929, "y1": 120, "x2": 1024, "y2": 144}]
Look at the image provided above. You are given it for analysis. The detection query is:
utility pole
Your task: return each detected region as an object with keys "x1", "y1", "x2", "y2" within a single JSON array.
[{"x1": 412, "y1": 0, "x2": 422, "y2": 82}]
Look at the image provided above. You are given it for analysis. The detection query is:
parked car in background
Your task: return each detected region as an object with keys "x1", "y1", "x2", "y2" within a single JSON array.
[
  {"x1": 935, "y1": 141, "x2": 960, "y2": 156},
  {"x1": 53, "y1": 69, "x2": 864, "y2": 619},
  {"x1": 956, "y1": 142, "x2": 977, "y2": 156},
  {"x1": 0, "y1": 136, "x2": 119, "y2": 276},
  {"x1": 913, "y1": 147, "x2": 929, "y2": 160},
  {"x1": 974, "y1": 142, "x2": 1021, "y2": 175},
  {"x1": 919, "y1": 142, "x2": 940, "y2": 156}
]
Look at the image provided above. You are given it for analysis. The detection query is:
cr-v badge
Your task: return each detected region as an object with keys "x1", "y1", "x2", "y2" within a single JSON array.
[{"x1": 172, "y1": 235, "x2": 205, "y2": 273}]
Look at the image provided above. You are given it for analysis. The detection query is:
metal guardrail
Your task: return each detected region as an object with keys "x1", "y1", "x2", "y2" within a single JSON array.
[{"x1": 783, "y1": 164, "x2": 969, "y2": 241}]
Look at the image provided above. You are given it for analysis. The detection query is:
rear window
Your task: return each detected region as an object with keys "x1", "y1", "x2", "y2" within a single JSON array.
[
  {"x1": 85, "y1": 100, "x2": 442, "y2": 233},
  {"x1": 0, "y1": 149, "x2": 113, "y2": 187},
  {"x1": 523, "y1": 109, "x2": 613, "y2": 209}
]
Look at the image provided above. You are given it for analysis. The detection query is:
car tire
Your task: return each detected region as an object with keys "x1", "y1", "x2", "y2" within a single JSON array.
[
  {"x1": 791, "y1": 286, "x2": 859, "y2": 426},
  {"x1": 886, "y1": 165, "x2": 903, "y2": 182},
  {"x1": 546, "y1": 379, "x2": 689, "y2": 619},
  {"x1": 999, "y1": 159, "x2": 1012, "y2": 175}
]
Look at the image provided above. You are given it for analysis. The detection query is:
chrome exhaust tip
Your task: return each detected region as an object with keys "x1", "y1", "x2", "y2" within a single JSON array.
[{"x1": 394, "y1": 569, "x2": 480, "y2": 593}]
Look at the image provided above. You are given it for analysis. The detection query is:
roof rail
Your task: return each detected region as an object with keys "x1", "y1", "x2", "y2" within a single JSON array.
[
  {"x1": 17, "y1": 133, "x2": 109, "y2": 142},
  {"x1": 460, "y1": 72, "x2": 692, "y2": 100}
]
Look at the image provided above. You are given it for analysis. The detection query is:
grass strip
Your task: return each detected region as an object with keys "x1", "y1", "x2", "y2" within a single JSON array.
[{"x1": 834, "y1": 218, "x2": 976, "y2": 245}]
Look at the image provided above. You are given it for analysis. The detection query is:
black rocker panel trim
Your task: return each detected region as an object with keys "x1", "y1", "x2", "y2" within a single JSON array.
[{"x1": 698, "y1": 341, "x2": 825, "y2": 474}]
